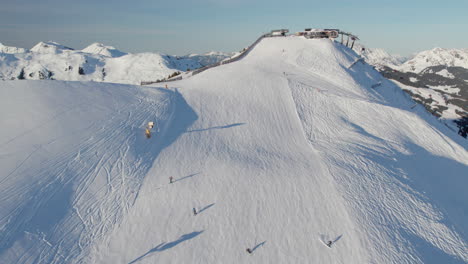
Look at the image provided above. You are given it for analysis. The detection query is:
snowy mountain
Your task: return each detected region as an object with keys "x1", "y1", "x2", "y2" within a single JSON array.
[
  {"x1": 103, "y1": 53, "x2": 201, "y2": 84},
  {"x1": 30, "y1": 41, "x2": 74, "y2": 54},
  {"x1": 1, "y1": 37, "x2": 467, "y2": 264},
  {"x1": 355, "y1": 44, "x2": 407, "y2": 69},
  {"x1": 378, "y1": 56, "x2": 468, "y2": 137},
  {"x1": 0, "y1": 41, "x2": 203, "y2": 84},
  {"x1": 82, "y1": 43, "x2": 127, "y2": 58},
  {"x1": 0, "y1": 43, "x2": 27, "y2": 54},
  {"x1": 356, "y1": 45, "x2": 468, "y2": 138},
  {"x1": 398, "y1": 47, "x2": 468, "y2": 73},
  {"x1": 183, "y1": 51, "x2": 234, "y2": 67}
]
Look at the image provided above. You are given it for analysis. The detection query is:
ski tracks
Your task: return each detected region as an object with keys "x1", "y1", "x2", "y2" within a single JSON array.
[
  {"x1": 71, "y1": 92, "x2": 174, "y2": 262},
  {"x1": 0, "y1": 89, "x2": 175, "y2": 263}
]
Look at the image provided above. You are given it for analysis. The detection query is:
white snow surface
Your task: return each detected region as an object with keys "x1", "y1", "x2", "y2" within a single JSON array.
[
  {"x1": 81, "y1": 43, "x2": 127, "y2": 58},
  {"x1": 435, "y1": 69, "x2": 456, "y2": 79},
  {"x1": 0, "y1": 42, "x2": 202, "y2": 84},
  {"x1": 30, "y1": 41, "x2": 74, "y2": 54},
  {"x1": 1, "y1": 37, "x2": 467, "y2": 264},
  {"x1": 398, "y1": 47, "x2": 468, "y2": 73},
  {"x1": 185, "y1": 51, "x2": 234, "y2": 67},
  {"x1": 354, "y1": 43, "x2": 407, "y2": 68},
  {"x1": 0, "y1": 43, "x2": 27, "y2": 54}
]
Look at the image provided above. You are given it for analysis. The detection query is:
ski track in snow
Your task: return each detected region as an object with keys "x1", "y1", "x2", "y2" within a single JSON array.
[
  {"x1": 284, "y1": 43, "x2": 467, "y2": 262},
  {"x1": 1, "y1": 37, "x2": 467, "y2": 264},
  {"x1": 0, "y1": 82, "x2": 177, "y2": 263}
]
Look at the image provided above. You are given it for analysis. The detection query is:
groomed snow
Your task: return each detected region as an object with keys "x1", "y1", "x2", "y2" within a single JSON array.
[{"x1": 1, "y1": 37, "x2": 467, "y2": 264}]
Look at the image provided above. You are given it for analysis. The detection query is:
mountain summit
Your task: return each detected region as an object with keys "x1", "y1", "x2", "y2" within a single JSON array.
[
  {"x1": 82, "y1": 43, "x2": 127, "y2": 57},
  {"x1": 398, "y1": 47, "x2": 468, "y2": 73},
  {"x1": 30, "y1": 41, "x2": 74, "y2": 54},
  {"x1": 1, "y1": 36, "x2": 467, "y2": 264}
]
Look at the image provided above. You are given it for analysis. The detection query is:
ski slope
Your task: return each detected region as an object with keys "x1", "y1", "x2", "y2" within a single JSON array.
[
  {"x1": 1, "y1": 37, "x2": 467, "y2": 264},
  {"x1": 0, "y1": 81, "x2": 177, "y2": 263}
]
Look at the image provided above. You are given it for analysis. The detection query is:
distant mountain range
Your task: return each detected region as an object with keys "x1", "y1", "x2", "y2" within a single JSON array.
[
  {"x1": 183, "y1": 51, "x2": 234, "y2": 67},
  {"x1": 398, "y1": 48, "x2": 468, "y2": 73},
  {"x1": 355, "y1": 44, "x2": 408, "y2": 69},
  {"x1": 0, "y1": 41, "x2": 233, "y2": 84},
  {"x1": 0, "y1": 43, "x2": 27, "y2": 54},
  {"x1": 358, "y1": 46, "x2": 468, "y2": 138}
]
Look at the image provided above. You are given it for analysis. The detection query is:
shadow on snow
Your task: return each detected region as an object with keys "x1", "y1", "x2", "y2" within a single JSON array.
[
  {"x1": 252, "y1": 241, "x2": 267, "y2": 252},
  {"x1": 186, "y1": 123, "x2": 246, "y2": 133},
  {"x1": 198, "y1": 203, "x2": 215, "y2": 214},
  {"x1": 0, "y1": 88, "x2": 199, "y2": 261},
  {"x1": 128, "y1": 231, "x2": 204, "y2": 264},
  {"x1": 173, "y1": 172, "x2": 200, "y2": 184},
  {"x1": 346, "y1": 120, "x2": 467, "y2": 263}
]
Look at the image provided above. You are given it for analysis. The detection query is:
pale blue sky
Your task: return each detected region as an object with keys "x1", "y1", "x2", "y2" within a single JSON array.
[{"x1": 1, "y1": 0, "x2": 467, "y2": 56}]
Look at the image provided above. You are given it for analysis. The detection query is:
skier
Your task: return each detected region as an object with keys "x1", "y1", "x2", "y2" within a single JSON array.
[
  {"x1": 246, "y1": 248, "x2": 252, "y2": 254},
  {"x1": 326, "y1": 240, "x2": 333, "y2": 247},
  {"x1": 145, "y1": 128, "x2": 151, "y2": 138},
  {"x1": 169, "y1": 176, "x2": 173, "y2": 184},
  {"x1": 193, "y1": 207, "x2": 197, "y2": 216}
]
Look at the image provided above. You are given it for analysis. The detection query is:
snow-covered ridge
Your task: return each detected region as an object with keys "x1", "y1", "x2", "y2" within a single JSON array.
[
  {"x1": 1, "y1": 37, "x2": 466, "y2": 264},
  {"x1": 183, "y1": 51, "x2": 234, "y2": 67},
  {"x1": 0, "y1": 41, "x2": 211, "y2": 84},
  {"x1": 355, "y1": 44, "x2": 407, "y2": 68},
  {"x1": 0, "y1": 43, "x2": 27, "y2": 54},
  {"x1": 398, "y1": 47, "x2": 468, "y2": 73},
  {"x1": 82, "y1": 43, "x2": 127, "y2": 57},
  {"x1": 30, "y1": 41, "x2": 74, "y2": 54},
  {"x1": 0, "y1": 41, "x2": 234, "y2": 84}
]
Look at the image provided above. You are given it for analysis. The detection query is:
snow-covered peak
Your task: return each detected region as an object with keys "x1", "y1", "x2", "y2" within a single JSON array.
[
  {"x1": 82, "y1": 43, "x2": 127, "y2": 57},
  {"x1": 30, "y1": 41, "x2": 74, "y2": 54},
  {"x1": 398, "y1": 47, "x2": 468, "y2": 73},
  {"x1": 203, "y1": 51, "x2": 230, "y2": 56},
  {"x1": 354, "y1": 43, "x2": 407, "y2": 68},
  {"x1": 184, "y1": 51, "x2": 234, "y2": 66},
  {"x1": 187, "y1": 51, "x2": 226, "y2": 57},
  {"x1": 0, "y1": 43, "x2": 27, "y2": 54}
]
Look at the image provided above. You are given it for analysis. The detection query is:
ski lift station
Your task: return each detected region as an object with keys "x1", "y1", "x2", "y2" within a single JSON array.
[
  {"x1": 270, "y1": 29, "x2": 289, "y2": 36},
  {"x1": 270, "y1": 28, "x2": 359, "y2": 49},
  {"x1": 296, "y1": 28, "x2": 339, "y2": 39}
]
